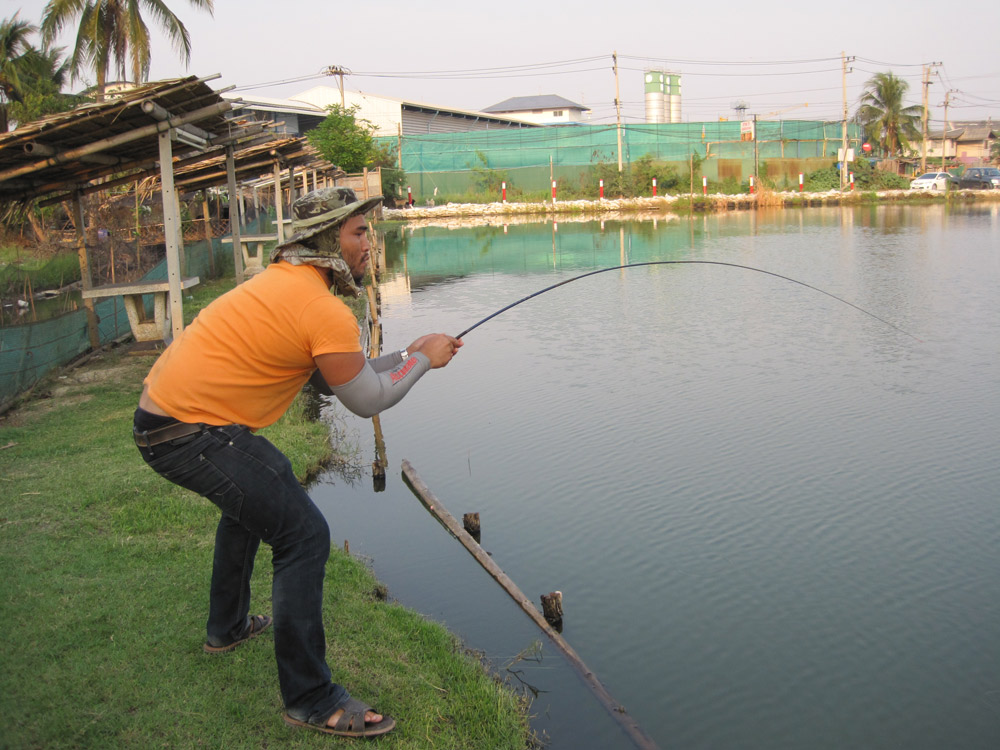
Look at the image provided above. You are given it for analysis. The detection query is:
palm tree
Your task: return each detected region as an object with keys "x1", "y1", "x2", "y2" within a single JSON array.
[
  {"x1": 5, "y1": 43, "x2": 78, "y2": 128},
  {"x1": 40, "y1": 0, "x2": 214, "y2": 101},
  {"x1": 858, "y1": 72, "x2": 922, "y2": 157},
  {"x1": 0, "y1": 13, "x2": 36, "y2": 130}
]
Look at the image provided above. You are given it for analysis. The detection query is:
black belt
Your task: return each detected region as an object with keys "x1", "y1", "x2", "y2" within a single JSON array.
[{"x1": 133, "y1": 421, "x2": 206, "y2": 448}]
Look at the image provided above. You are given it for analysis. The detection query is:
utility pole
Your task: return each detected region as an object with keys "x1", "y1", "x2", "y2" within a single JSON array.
[
  {"x1": 324, "y1": 65, "x2": 351, "y2": 107},
  {"x1": 941, "y1": 89, "x2": 956, "y2": 173},
  {"x1": 613, "y1": 51, "x2": 623, "y2": 174},
  {"x1": 920, "y1": 62, "x2": 941, "y2": 174},
  {"x1": 840, "y1": 52, "x2": 854, "y2": 192}
]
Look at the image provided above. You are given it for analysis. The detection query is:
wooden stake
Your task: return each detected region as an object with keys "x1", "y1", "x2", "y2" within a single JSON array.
[
  {"x1": 462, "y1": 512, "x2": 481, "y2": 541},
  {"x1": 541, "y1": 590, "x2": 563, "y2": 627},
  {"x1": 402, "y1": 460, "x2": 659, "y2": 750}
]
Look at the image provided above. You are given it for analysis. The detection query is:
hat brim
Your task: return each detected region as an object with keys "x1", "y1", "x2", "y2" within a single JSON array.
[{"x1": 275, "y1": 195, "x2": 383, "y2": 251}]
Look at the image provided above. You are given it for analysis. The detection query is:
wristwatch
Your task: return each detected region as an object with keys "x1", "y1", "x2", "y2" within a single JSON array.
[{"x1": 399, "y1": 347, "x2": 409, "y2": 361}]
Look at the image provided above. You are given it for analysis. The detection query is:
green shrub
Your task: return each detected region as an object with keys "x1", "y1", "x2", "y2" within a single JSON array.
[{"x1": 804, "y1": 165, "x2": 841, "y2": 191}]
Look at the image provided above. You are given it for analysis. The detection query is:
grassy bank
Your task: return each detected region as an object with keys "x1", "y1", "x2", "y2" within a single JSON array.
[{"x1": 0, "y1": 282, "x2": 531, "y2": 748}]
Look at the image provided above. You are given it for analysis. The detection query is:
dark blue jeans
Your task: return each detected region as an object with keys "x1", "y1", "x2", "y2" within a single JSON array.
[{"x1": 135, "y1": 418, "x2": 347, "y2": 723}]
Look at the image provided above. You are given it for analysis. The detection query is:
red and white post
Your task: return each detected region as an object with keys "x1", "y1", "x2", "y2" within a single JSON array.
[
  {"x1": 407, "y1": 186, "x2": 413, "y2": 206},
  {"x1": 652, "y1": 178, "x2": 657, "y2": 197},
  {"x1": 702, "y1": 176, "x2": 707, "y2": 196},
  {"x1": 599, "y1": 178, "x2": 604, "y2": 200},
  {"x1": 849, "y1": 172, "x2": 855, "y2": 191},
  {"x1": 749, "y1": 176, "x2": 755, "y2": 194},
  {"x1": 502, "y1": 181, "x2": 507, "y2": 204},
  {"x1": 552, "y1": 180, "x2": 557, "y2": 205},
  {"x1": 798, "y1": 173, "x2": 804, "y2": 192}
]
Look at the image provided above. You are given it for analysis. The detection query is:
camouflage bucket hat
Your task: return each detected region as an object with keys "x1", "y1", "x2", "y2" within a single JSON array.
[{"x1": 272, "y1": 186, "x2": 382, "y2": 257}]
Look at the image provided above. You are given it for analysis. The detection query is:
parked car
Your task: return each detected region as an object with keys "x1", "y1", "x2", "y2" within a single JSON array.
[
  {"x1": 909, "y1": 172, "x2": 957, "y2": 190},
  {"x1": 957, "y1": 167, "x2": 1000, "y2": 190}
]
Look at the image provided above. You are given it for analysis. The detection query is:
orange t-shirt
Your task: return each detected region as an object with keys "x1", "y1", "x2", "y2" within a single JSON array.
[{"x1": 144, "y1": 262, "x2": 362, "y2": 428}]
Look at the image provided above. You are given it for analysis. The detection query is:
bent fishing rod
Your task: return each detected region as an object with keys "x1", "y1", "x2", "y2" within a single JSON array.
[{"x1": 454, "y1": 260, "x2": 921, "y2": 342}]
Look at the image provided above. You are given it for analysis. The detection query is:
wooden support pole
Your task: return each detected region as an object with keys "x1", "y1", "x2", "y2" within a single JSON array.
[
  {"x1": 201, "y1": 192, "x2": 215, "y2": 278},
  {"x1": 272, "y1": 160, "x2": 286, "y2": 243},
  {"x1": 71, "y1": 193, "x2": 100, "y2": 349},
  {"x1": 157, "y1": 131, "x2": 185, "y2": 341},
  {"x1": 226, "y1": 147, "x2": 245, "y2": 284},
  {"x1": 402, "y1": 460, "x2": 659, "y2": 750}
]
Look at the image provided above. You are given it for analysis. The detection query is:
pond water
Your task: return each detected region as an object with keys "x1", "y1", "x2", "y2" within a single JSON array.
[{"x1": 311, "y1": 204, "x2": 1000, "y2": 750}]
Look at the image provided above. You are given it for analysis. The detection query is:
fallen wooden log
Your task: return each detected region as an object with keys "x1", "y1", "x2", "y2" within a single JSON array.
[{"x1": 401, "y1": 459, "x2": 659, "y2": 750}]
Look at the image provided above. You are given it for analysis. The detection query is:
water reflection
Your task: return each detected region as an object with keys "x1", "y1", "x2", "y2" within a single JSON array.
[{"x1": 317, "y1": 204, "x2": 1000, "y2": 750}]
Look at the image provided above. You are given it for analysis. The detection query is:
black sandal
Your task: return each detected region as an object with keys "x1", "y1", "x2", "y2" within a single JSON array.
[
  {"x1": 202, "y1": 614, "x2": 272, "y2": 654},
  {"x1": 284, "y1": 697, "x2": 396, "y2": 738}
]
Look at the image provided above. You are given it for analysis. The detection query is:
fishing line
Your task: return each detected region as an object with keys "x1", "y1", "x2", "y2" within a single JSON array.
[{"x1": 455, "y1": 260, "x2": 922, "y2": 342}]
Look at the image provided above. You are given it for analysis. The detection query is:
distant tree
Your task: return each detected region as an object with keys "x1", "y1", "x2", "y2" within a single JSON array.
[
  {"x1": 307, "y1": 105, "x2": 406, "y2": 204},
  {"x1": 0, "y1": 14, "x2": 36, "y2": 130},
  {"x1": 40, "y1": 0, "x2": 214, "y2": 101},
  {"x1": 858, "y1": 72, "x2": 922, "y2": 157},
  {"x1": 6, "y1": 43, "x2": 79, "y2": 128},
  {"x1": 308, "y1": 104, "x2": 379, "y2": 174}
]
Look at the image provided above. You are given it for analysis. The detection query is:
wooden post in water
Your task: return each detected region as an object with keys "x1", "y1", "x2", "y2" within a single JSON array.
[
  {"x1": 371, "y1": 415, "x2": 387, "y2": 491},
  {"x1": 367, "y1": 264, "x2": 386, "y2": 489},
  {"x1": 462, "y1": 512, "x2": 481, "y2": 542},
  {"x1": 402, "y1": 460, "x2": 660, "y2": 750},
  {"x1": 541, "y1": 590, "x2": 563, "y2": 629}
]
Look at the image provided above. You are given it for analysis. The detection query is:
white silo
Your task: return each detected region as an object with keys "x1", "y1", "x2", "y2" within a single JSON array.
[
  {"x1": 644, "y1": 70, "x2": 667, "y2": 124},
  {"x1": 667, "y1": 73, "x2": 682, "y2": 123}
]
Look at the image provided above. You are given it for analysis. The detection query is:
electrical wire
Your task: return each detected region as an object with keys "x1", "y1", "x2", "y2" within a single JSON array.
[
  {"x1": 226, "y1": 52, "x2": 996, "y2": 121},
  {"x1": 620, "y1": 54, "x2": 844, "y2": 67}
]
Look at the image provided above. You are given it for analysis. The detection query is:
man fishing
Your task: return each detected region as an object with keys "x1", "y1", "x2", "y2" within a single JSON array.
[{"x1": 133, "y1": 186, "x2": 462, "y2": 738}]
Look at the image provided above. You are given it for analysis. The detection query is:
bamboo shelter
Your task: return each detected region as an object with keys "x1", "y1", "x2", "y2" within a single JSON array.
[{"x1": 0, "y1": 75, "x2": 340, "y2": 347}]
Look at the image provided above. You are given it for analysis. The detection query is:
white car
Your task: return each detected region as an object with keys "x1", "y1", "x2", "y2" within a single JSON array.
[{"x1": 909, "y1": 172, "x2": 956, "y2": 190}]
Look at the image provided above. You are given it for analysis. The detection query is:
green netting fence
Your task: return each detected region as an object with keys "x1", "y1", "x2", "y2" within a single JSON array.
[
  {"x1": 381, "y1": 120, "x2": 861, "y2": 201},
  {"x1": 0, "y1": 213, "x2": 279, "y2": 410}
]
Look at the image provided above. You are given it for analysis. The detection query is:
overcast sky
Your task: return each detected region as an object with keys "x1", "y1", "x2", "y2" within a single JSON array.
[{"x1": 11, "y1": 0, "x2": 1000, "y2": 125}]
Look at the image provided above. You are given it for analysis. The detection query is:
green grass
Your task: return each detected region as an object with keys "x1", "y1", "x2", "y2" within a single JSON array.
[
  {"x1": 1, "y1": 250, "x2": 81, "y2": 294},
  {"x1": 0, "y1": 310, "x2": 530, "y2": 748}
]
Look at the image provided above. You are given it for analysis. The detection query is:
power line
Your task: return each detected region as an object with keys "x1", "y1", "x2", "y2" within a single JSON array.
[
  {"x1": 353, "y1": 67, "x2": 608, "y2": 81},
  {"x1": 356, "y1": 55, "x2": 608, "y2": 76},
  {"x1": 620, "y1": 54, "x2": 843, "y2": 66},
  {"x1": 620, "y1": 65, "x2": 843, "y2": 78}
]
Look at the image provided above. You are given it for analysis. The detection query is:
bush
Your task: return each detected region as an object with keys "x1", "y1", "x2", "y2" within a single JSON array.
[
  {"x1": 593, "y1": 155, "x2": 683, "y2": 198},
  {"x1": 845, "y1": 159, "x2": 910, "y2": 190},
  {"x1": 804, "y1": 165, "x2": 841, "y2": 192}
]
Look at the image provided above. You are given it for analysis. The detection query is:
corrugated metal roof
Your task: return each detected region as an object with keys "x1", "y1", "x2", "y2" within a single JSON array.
[
  {"x1": 482, "y1": 95, "x2": 589, "y2": 113},
  {"x1": 0, "y1": 76, "x2": 337, "y2": 204},
  {"x1": 955, "y1": 125, "x2": 998, "y2": 141}
]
